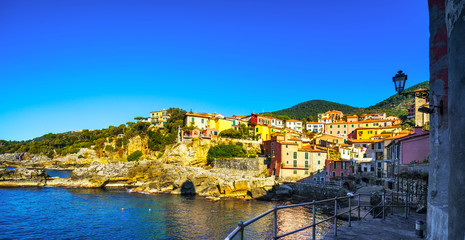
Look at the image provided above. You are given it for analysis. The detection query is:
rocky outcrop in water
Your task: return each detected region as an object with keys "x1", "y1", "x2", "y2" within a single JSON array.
[{"x1": 0, "y1": 167, "x2": 49, "y2": 187}]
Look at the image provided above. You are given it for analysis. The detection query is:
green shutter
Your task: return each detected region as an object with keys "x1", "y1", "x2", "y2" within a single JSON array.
[
  {"x1": 293, "y1": 152, "x2": 297, "y2": 159},
  {"x1": 305, "y1": 161, "x2": 308, "y2": 168},
  {"x1": 305, "y1": 152, "x2": 308, "y2": 159},
  {"x1": 293, "y1": 160, "x2": 297, "y2": 167}
]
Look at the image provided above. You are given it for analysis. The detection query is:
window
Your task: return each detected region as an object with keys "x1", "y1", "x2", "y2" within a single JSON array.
[
  {"x1": 338, "y1": 125, "x2": 340, "y2": 128},
  {"x1": 293, "y1": 152, "x2": 297, "y2": 159},
  {"x1": 332, "y1": 171, "x2": 336, "y2": 177},
  {"x1": 214, "y1": 131, "x2": 218, "y2": 136},
  {"x1": 305, "y1": 152, "x2": 308, "y2": 159},
  {"x1": 333, "y1": 162, "x2": 337, "y2": 168},
  {"x1": 318, "y1": 160, "x2": 320, "y2": 164},
  {"x1": 293, "y1": 170, "x2": 297, "y2": 174},
  {"x1": 337, "y1": 131, "x2": 340, "y2": 134},
  {"x1": 286, "y1": 145, "x2": 288, "y2": 148},
  {"x1": 293, "y1": 160, "x2": 297, "y2": 167},
  {"x1": 344, "y1": 131, "x2": 346, "y2": 134},
  {"x1": 330, "y1": 131, "x2": 332, "y2": 134},
  {"x1": 342, "y1": 162, "x2": 346, "y2": 169},
  {"x1": 305, "y1": 161, "x2": 308, "y2": 168},
  {"x1": 384, "y1": 123, "x2": 387, "y2": 126},
  {"x1": 377, "y1": 143, "x2": 382, "y2": 149},
  {"x1": 318, "y1": 153, "x2": 320, "y2": 156},
  {"x1": 378, "y1": 162, "x2": 382, "y2": 168},
  {"x1": 191, "y1": 117, "x2": 194, "y2": 122},
  {"x1": 201, "y1": 119, "x2": 204, "y2": 124},
  {"x1": 344, "y1": 125, "x2": 346, "y2": 128},
  {"x1": 330, "y1": 125, "x2": 333, "y2": 128},
  {"x1": 256, "y1": 128, "x2": 258, "y2": 132},
  {"x1": 286, "y1": 153, "x2": 289, "y2": 156},
  {"x1": 341, "y1": 172, "x2": 344, "y2": 177},
  {"x1": 366, "y1": 124, "x2": 369, "y2": 127},
  {"x1": 352, "y1": 124, "x2": 354, "y2": 128}
]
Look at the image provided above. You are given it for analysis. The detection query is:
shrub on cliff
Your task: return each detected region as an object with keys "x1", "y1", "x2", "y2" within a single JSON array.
[
  {"x1": 127, "y1": 150, "x2": 143, "y2": 161},
  {"x1": 219, "y1": 129, "x2": 242, "y2": 138},
  {"x1": 207, "y1": 142, "x2": 247, "y2": 165}
]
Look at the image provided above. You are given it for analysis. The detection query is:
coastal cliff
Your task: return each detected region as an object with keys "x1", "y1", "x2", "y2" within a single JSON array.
[{"x1": 0, "y1": 137, "x2": 272, "y2": 200}]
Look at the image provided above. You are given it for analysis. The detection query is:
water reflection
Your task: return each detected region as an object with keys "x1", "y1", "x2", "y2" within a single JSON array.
[{"x1": 0, "y1": 188, "x2": 344, "y2": 240}]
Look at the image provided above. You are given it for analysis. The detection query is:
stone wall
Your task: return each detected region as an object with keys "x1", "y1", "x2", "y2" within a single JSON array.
[
  {"x1": 213, "y1": 157, "x2": 267, "y2": 173},
  {"x1": 285, "y1": 182, "x2": 348, "y2": 201}
]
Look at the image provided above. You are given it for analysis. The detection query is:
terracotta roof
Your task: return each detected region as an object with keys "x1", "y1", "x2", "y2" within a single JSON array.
[
  {"x1": 298, "y1": 148, "x2": 325, "y2": 152},
  {"x1": 286, "y1": 119, "x2": 302, "y2": 122},
  {"x1": 306, "y1": 122, "x2": 322, "y2": 124},
  {"x1": 347, "y1": 139, "x2": 376, "y2": 143},
  {"x1": 355, "y1": 126, "x2": 400, "y2": 131},
  {"x1": 186, "y1": 113, "x2": 211, "y2": 118},
  {"x1": 281, "y1": 142, "x2": 299, "y2": 145},
  {"x1": 288, "y1": 138, "x2": 302, "y2": 141}
]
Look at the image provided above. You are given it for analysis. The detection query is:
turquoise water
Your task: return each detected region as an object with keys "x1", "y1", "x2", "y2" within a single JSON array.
[{"x1": 0, "y1": 187, "x2": 338, "y2": 239}]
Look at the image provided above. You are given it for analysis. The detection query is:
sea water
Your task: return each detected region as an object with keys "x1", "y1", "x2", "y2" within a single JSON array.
[{"x1": 0, "y1": 187, "x2": 337, "y2": 239}]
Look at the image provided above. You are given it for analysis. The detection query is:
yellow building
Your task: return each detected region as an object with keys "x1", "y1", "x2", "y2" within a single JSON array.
[
  {"x1": 355, "y1": 126, "x2": 401, "y2": 140},
  {"x1": 254, "y1": 124, "x2": 271, "y2": 141},
  {"x1": 150, "y1": 109, "x2": 170, "y2": 127},
  {"x1": 185, "y1": 113, "x2": 211, "y2": 129},
  {"x1": 208, "y1": 118, "x2": 233, "y2": 132}
]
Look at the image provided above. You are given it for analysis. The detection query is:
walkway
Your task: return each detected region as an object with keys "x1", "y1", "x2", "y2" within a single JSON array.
[{"x1": 323, "y1": 213, "x2": 426, "y2": 240}]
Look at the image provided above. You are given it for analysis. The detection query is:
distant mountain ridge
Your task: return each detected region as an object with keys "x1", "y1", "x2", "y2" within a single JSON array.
[{"x1": 270, "y1": 81, "x2": 429, "y2": 121}]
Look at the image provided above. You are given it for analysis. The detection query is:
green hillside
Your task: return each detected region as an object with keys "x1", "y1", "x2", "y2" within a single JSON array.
[
  {"x1": 271, "y1": 100, "x2": 362, "y2": 121},
  {"x1": 270, "y1": 81, "x2": 429, "y2": 121}
]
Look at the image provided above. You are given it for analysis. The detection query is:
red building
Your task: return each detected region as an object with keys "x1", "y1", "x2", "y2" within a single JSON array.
[
  {"x1": 249, "y1": 113, "x2": 272, "y2": 127},
  {"x1": 325, "y1": 159, "x2": 354, "y2": 181}
]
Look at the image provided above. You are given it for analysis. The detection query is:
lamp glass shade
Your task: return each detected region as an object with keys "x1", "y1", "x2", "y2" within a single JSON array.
[{"x1": 393, "y1": 71, "x2": 407, "y2": 93}]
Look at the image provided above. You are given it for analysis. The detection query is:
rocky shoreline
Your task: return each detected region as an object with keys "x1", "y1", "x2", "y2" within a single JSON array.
[{"x1": 0, "y1": 150, "x2": 348, "y2": 202}]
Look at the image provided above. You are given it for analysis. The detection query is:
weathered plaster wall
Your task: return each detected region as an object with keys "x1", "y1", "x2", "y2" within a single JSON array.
[
  {"x1": 427, "y1": 0, "x2": 449, "y2": 239},
  {"x1": 446, "y1": 0, "x2": 465, "y2": 238}
]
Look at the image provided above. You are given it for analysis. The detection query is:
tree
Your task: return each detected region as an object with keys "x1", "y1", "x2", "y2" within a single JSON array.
[
  {"x1": 134, "y1": 116, "x2": 146, "y2": 121},
  {"x1": 219, "y1": 129, "x2": 242, "y2": 138},
  {"x1": 127, "y1": 150, "x2": 143, "y2": 161}
]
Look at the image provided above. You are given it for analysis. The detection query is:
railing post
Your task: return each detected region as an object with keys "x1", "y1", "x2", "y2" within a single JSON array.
[
  {"x1": 348, "y1": 196, "x2": 352, "y2": 227},
  {"x1": 391, "y1": 193, "x2": 394, "y2": 215},
  {"x1": 312, "y1": 200, "x2": 316, "y2": 240},
  {"x1": 334, "y1": 196, "x2": 338, "y2": 236},
  {"x1": 358, "y1": 194, "x2": 361, "y2": 221},
  {"x1": 405, "y1": 194, "x2": 408, "y2": 219},
  {"x1": 238, "y1": 221, "x2": 244, "y2": 240},
  {"x1": 382, "y1": 192, "x2": 385, "y2": 220},
  {"x1": 273, "y1": 205, "x2": 278, "y2": 240}
]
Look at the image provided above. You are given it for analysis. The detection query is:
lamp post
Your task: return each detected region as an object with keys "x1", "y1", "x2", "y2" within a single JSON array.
[
  {"x1": 393, "y1": 70, "x2": 429, "y2": 99},
  {"x1": 392, "y1": 70, "x2": 442, "y2": 114}
]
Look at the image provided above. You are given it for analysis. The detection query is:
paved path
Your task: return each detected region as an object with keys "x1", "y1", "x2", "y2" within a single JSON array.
[{"x1": 323, "y1": 213, "x2": 426, "y2": 240}]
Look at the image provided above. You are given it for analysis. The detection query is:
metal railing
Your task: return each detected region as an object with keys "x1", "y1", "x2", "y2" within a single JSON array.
[{"x1": 225, "y1": 191, "x2": 425, "y2": 240}]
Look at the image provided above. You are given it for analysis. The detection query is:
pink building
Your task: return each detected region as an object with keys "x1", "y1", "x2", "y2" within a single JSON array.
[{"x1": 396, "y1": 127, "x2": 430, "y2": 165}]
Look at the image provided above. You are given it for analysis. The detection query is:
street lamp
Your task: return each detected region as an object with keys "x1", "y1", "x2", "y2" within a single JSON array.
[
  {"x1": 393, "y1": 70, "x2": 429, "y2": 99},
  {"x1": 393, "y1": 70, "x2": 408, "y2": 93},
  {"x1": 392, "y1": 70, "x2": 442, "y2": 114}
]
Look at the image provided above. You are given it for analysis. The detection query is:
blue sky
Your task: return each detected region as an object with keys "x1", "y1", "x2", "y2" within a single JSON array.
[{"x1": 0, "y1": 0, "x2": 429, "y2": 141}]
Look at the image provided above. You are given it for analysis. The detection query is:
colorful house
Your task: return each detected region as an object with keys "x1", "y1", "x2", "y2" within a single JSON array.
[
  {"x1": 208, "y1": 118, "x2": 233, "y2": 132},
  {"x1": 285, "y1": 119, "x2": 303, "y2": 132},
  {"x1": 306, "y1": 122, "x2": 324, "y2": 133},
  {"x1": 185, "y1": 113, "x2": 211, "y2": 130},
  {"x1": 325, "y1": 159, "x2": 354, "y2": 180},
  {"x1": 361, "y1": 113, "x2": 386, "y2": 120},
  {"x1": 318, "y1": 110, "x2": 344, "y2": 121},
  {"x1": 355, "y1": 126, "x2": 401, "y2": 140},
  {"x1": 150, "y1": 109, "x2": 170, "y2": 127}
]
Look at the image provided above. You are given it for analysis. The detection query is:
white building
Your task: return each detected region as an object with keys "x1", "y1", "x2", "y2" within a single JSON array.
[
  {"x1": 306, "y1": 122, "x2": 324, "y2": 133},
  {"x1": 285, "y1": 119, "x2": 303, "y2": 132}
]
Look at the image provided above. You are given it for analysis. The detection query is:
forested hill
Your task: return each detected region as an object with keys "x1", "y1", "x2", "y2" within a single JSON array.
[
  {"x1": 270, "y1": 81, "x2": 429, "y2": 121},
  {"x1": 271, "y1": 100, "x2": 361, "y2": 121}
]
